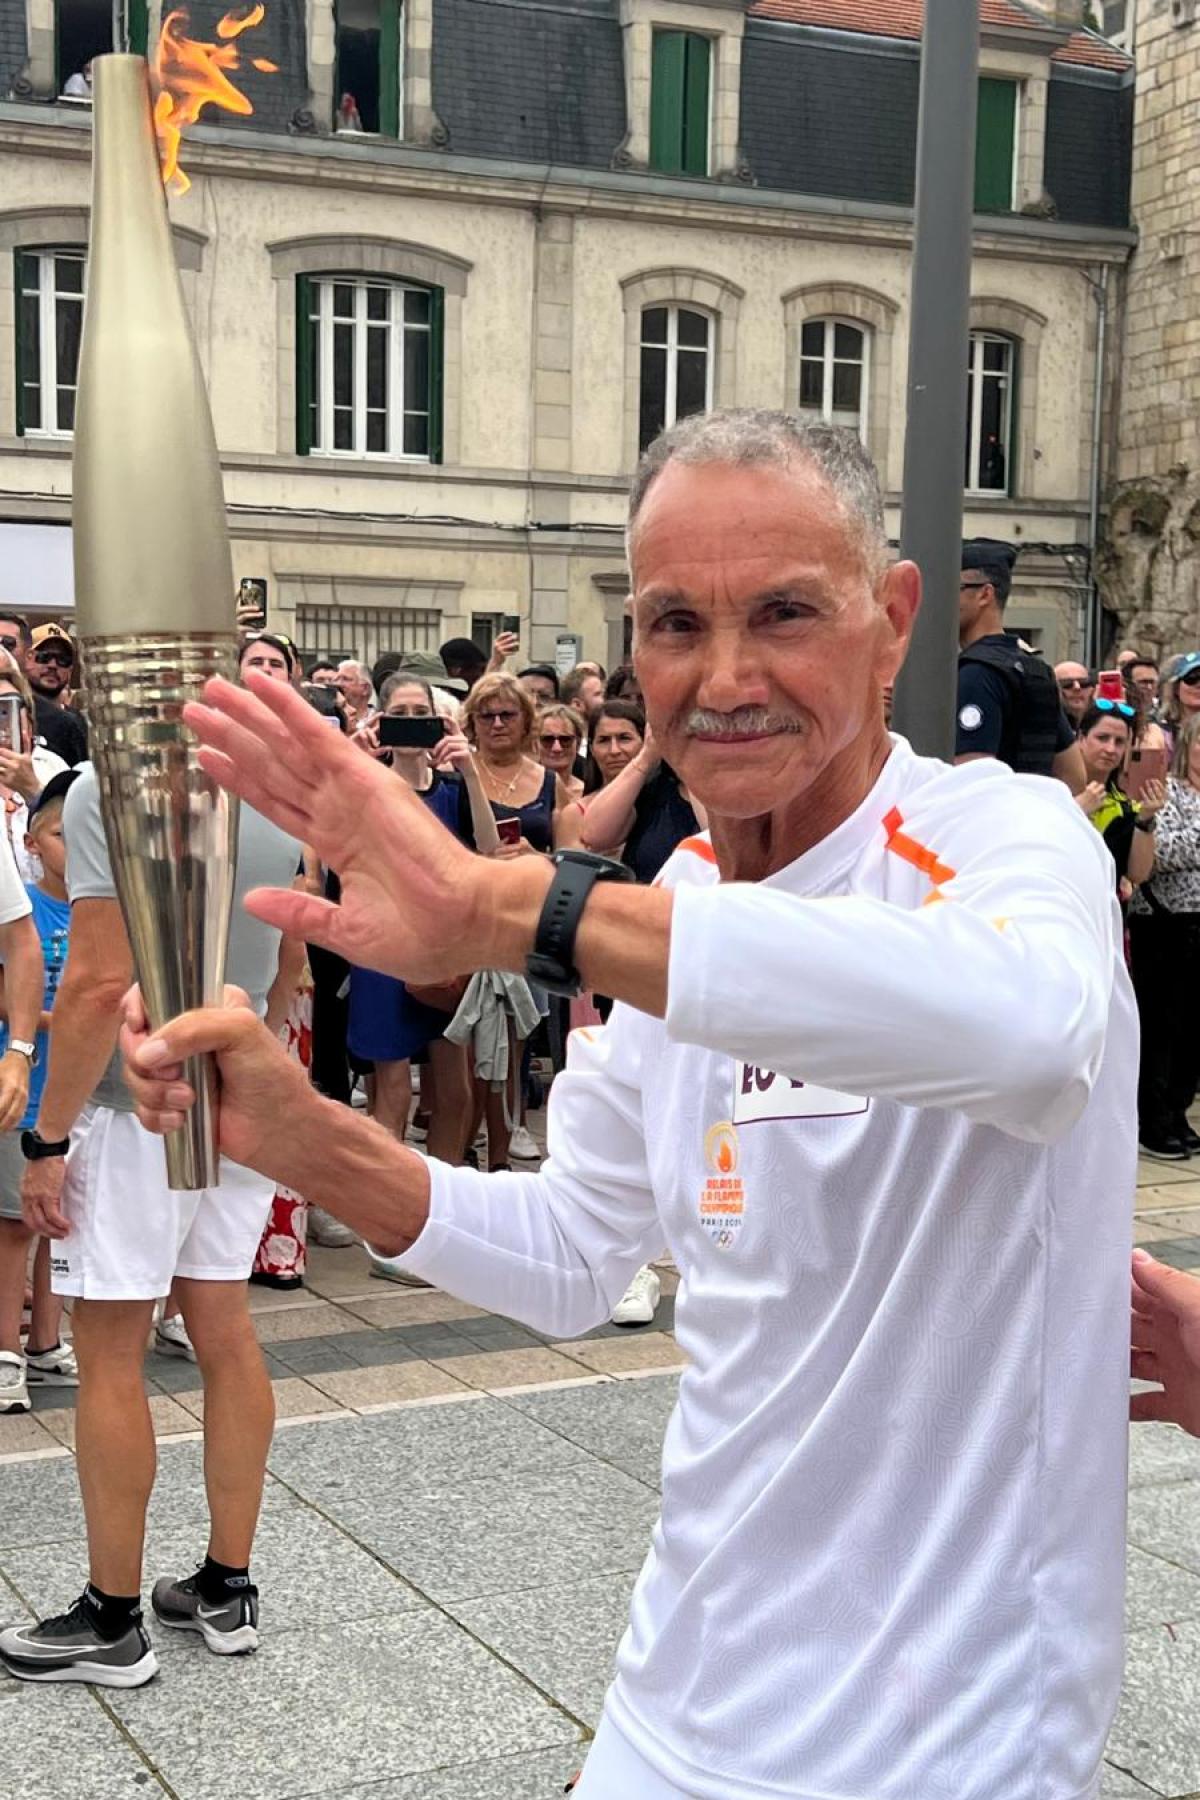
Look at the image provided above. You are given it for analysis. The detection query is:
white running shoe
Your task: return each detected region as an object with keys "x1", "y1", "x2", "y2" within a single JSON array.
[
  {"x1": 154, "y1": 1314, "x2": 197, "y2": 1363},
  {"x1": 306, "y1": 1205, "x2": 357, "y2": 1248},
  {"x1": 0, "y1": 1349, "x2": 29, "y2": 1413},
  {"x1": 611, "y1": 1266, "x2": 662, "y2": 1328},
  {"x1": 509, "y1": 1124, "x2": 541, "y2": 1161},
  {"x1": 25, "y1": 1341, "x2": 79, "y2": 1386}
]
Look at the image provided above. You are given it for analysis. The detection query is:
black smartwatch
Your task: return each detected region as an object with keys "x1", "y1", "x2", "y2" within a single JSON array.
[
  {"x1": 526, "y1": 850, "x2": 635, "y2": 997},
  {"x1": 21, "y1": 1128, "x2": 70, "y2": 1161}
]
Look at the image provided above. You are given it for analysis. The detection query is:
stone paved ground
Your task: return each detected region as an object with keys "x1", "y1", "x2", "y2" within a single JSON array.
[{"x1": 0, "y1": 1152, "x2": 1199, "y2": 1796}]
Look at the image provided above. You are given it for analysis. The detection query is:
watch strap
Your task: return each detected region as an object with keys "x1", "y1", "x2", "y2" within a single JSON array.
[
  {"x1": 527, "y1": 853, "x2": 634, "y2": 998},
  {"x1": 6, "y1": 1039, "x2": 35, "y2": 1061},
  {"x1": 21, "y1": 1127, "x2": 70, "y2": 1161}
]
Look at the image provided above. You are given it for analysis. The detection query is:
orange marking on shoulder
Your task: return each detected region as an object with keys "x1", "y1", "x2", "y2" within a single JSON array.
[
  {"x1": 921, "y1": 890, "x2": 946, "y2": 908},
  {"x1": 677, "y1": 836, "x2": 718, "y2": 864},
  {"x1": 882, "y1": 807, "x2": 957, "y2": 888}
]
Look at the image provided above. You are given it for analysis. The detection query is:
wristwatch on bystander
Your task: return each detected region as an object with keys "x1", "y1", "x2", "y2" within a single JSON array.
[
  {"x1": 526, "y1": 850, "x2": 635, "y2": 998},
  {"x1": 6, "y1": 1040, "x2": 35, "y2": 1062}
]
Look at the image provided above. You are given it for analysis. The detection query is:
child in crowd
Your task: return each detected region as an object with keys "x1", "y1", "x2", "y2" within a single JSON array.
[{"x1": 0, "y1": 772, "x2": 78, "y2": 1412}]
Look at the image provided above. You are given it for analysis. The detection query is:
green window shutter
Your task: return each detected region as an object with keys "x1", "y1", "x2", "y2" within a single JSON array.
[
  {"x1": 682, "y1": 35, "x2": 710, "y2": 177},
  {"x1": 975, "y1": 78, "x2": 1016, "y2": 213},
  {"x1": 295, "y1": 274, "x2": 314, "y2": 455},
  {"x1": 650, "y1": 31, "x2": 686, "y2": 174},
  {"x1": 379, "y1": 0, "x2": 401, "y2": 138},
  {"x1": 126, "y1": 0, "x2": 149, "y2": 56},
  {"x1": 427, "y1": 284, "x2": 444, "y2": 465}
]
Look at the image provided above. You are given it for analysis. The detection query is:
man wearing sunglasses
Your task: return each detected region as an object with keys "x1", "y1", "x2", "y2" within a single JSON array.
[
  {"x1": 957, "y1": 540, "x2": 1084, "y2": 791},
  {"x1": 1054, "y1": 660, "x2": 1096, "y2": 728},
  {"x1": 0, "y1": 616, "x2": 87, "y2": 768}
]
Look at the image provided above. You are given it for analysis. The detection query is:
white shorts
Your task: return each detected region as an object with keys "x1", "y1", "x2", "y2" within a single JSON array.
[
  {"x1": 571, "y1": 1709, "x2": 695, "y2": 1799},
  {"x1": 50, "y1": 1105, "x2": 275, "y2": 1300}
]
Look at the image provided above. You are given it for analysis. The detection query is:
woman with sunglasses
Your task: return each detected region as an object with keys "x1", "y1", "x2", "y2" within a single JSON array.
[
  {"x1": 534, "y1": 704, "x2": 585, "y2": 805},
  {"x1": 1075, "y1": 700, "x2": 1164, "y2": 895},
  {"x1": 1129, "y1": 712, "x2": 1200, "y2": 1162},
  {"x1": 1160, "y1": 650, "x2": 1200, "y2": 757}
]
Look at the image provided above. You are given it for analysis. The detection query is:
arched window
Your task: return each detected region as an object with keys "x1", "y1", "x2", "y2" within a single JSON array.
[
  {"x1": 639, "y1": 303, "x2": 713, "y2": 452},
  {"x1": 965, "y1": 330, "x2": 1018, "y2": 496},
  {"x1": 797, "y1": 318, "x2": 869, "y2": 438},
  {"x1": 16, "y1": 247, "x2": 86, "y2": 437}
]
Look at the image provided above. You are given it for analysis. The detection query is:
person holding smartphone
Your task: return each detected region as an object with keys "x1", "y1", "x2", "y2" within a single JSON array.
[
  {"x1": 1074, "y1": 700, "x2": 1164, "y2": 897},
  {"x1": 348, "y1": 676, "x2": 493, "y2": 1166},
  {"x1": 0, "y1": 652, "x2": 69, "y2": 882}
]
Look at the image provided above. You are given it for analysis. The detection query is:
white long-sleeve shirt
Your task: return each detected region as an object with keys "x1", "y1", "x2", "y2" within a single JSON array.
[{"x1": 377, "y1": 737, "x2": 1137, "y2": 1800}]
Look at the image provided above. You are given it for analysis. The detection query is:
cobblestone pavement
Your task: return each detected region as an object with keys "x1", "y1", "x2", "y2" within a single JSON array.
[{"x1": 0, "y1": 1153, "x2": 1198, "y2": 1796}]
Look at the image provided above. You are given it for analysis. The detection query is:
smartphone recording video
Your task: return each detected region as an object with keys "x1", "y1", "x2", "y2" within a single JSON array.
[
  {"x1": 378, "y1": 715, "x2": 447, "y2": 750},
  {"x1": 1096, "y1": 670, "x2": 1125, "y2": 702},
  {"x1": 0, "y1": 693, "x2": 22, "y2": 754},
  {"x1": 496, "y1": 816, "x2": 522, "y2": 847}
]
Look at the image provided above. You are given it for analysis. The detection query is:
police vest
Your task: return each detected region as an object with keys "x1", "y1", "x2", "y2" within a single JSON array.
[{"x1": 958, "y1": 640, "x2": 1062, "y2": 777}]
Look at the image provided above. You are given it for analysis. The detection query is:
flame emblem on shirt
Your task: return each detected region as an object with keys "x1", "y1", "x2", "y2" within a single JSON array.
[{"x1": 699, "y1": 1122, "x2": 744, "y2": 1247}]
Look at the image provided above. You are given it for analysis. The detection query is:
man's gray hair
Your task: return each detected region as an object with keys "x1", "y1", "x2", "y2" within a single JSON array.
[{"x1": 628, "y1": 409, "x2": 888, "y2": 575}]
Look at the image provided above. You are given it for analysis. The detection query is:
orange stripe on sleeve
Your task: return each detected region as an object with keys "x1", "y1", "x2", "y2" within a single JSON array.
[{"x1": 882, "y1": 807, "x2": 957, "y2": 889}]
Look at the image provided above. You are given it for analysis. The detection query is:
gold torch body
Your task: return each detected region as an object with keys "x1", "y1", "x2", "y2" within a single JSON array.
[{"x1": 73, "y1": 55, "x2": 238, "y2": 1190}]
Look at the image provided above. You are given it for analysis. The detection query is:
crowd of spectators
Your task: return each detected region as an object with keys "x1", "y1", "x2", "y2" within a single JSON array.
[{"x1": 1054, "y1": 648, "x2": 1200, "y2": 1162}]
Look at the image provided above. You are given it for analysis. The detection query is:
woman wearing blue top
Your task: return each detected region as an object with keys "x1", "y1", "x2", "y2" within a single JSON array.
[{"x1": 349, "y1": 675, "x2": 497, "y2": 1161}]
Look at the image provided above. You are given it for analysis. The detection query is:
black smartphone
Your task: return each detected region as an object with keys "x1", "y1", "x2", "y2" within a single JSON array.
[{"x1": 378, "y1": 715, "x2": 446, "y2": 750}]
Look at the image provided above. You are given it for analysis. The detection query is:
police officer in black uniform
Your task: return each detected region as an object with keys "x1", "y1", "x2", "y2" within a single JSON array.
[{"x1": 956, "y1": 539, "x2": 1084, "y2": 791}]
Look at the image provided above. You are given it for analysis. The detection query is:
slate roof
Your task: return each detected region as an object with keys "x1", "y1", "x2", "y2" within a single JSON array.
[{"x1": 747, "y1": 0, "x2": 1132, "y2": 73}]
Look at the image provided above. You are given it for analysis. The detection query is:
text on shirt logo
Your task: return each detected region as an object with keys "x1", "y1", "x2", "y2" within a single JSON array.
[
  {"x1": 699, "y1": 1121, "x2": 745, "y2": 1249},
  {"x1": 733, "y1": 1064, "x2": 870, "y2": 1126}
]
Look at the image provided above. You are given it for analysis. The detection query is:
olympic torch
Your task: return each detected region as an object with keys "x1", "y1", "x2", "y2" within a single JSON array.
[{"x1": 72, "y1": 54, "x2": 238, "y2": 1189}]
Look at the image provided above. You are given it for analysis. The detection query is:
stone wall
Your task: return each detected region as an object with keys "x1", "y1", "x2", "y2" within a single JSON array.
[{"x1": 1103, "y1": 0, "x2": 1200, "y2": 653}]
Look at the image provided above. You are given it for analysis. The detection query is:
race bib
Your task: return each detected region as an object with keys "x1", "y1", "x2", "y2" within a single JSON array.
[{"x1": 733, "y1": 1062, "x2": 869, "y2": 1125}]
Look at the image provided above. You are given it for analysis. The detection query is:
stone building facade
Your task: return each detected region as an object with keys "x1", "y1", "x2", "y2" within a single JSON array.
[
  {"x1": 0, "y1": 0, "x2": 1132, "y2": 670},
  {"x1": 1101, "y1": 0, "x2": 1200, "y2": 660}
]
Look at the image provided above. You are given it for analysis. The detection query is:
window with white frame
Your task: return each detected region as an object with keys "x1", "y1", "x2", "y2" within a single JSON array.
[
  {"x1": 15, "y1": 248, "x2": 86, "y2": 437},
  {"x1": 639, "y1": 304, "x2": 712, "y2": 453},
  {"x1": 298, "y1": 275, "x2": 442, "y2": 461},
  {"x1": 798, "y1": 319, "x2": 868, "y2": 437},
  {"x1": 965, "y1": 330, "x2": 1016, "y2": 495}
]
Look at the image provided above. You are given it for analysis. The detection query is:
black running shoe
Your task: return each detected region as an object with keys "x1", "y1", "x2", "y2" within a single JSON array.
[
  {"x1": 1140, "y1": 1134, "x2": 1191, "y2": 1163},
  {"x1": 151, "y1": 1570, "x2": 259, "y2": 1654},
  {"x1": 0, "y1": 1592, "x2": 157, "y2": 1687}
]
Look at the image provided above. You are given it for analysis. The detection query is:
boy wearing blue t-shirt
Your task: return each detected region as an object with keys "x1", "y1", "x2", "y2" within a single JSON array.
[{"x1": 0, "y1": 773, "x2": 76, "y2": 1412}]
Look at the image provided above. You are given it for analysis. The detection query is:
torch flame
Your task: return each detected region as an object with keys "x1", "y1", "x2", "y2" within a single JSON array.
[
  {"x1": 717, "y1": 1141, "x2": 734, "y2": 1173},
  {"x1": 152, "y1": 5, "x2": 277, "y2": 196}
]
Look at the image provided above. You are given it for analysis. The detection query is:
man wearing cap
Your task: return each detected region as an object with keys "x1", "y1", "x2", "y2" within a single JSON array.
[
  {"x1": 393, "y1": 649, "x2": 469, "y2": 698},
  {"x1": 957, "y1": 540, "x2": 1084, "y2": 789},
  {"x1": 0, "y1": 615, "x2": 88, "y2": 767}
]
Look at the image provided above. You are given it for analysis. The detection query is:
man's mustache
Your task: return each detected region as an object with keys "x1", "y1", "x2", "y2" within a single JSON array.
[{"x1": 680, "y1": 708, "x2": 805, "y2": 738}]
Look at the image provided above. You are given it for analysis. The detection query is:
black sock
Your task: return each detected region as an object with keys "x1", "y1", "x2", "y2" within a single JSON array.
[
  {"x1": 82, "y1": 1584, "x2": 141, "y2": 1640},
  {"x1": 196, "y1": 1555, "x2": 252, "y2": 1605}
]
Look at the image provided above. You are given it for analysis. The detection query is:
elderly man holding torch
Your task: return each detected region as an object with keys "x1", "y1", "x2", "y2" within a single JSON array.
[{"x1": 122, "y1": 413, "x2": 1134, "y2": 1800}]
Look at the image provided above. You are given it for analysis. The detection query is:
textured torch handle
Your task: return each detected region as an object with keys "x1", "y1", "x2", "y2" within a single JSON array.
[{"x1": 81, "y1": 633, "x2": 240, "y2": 1193}]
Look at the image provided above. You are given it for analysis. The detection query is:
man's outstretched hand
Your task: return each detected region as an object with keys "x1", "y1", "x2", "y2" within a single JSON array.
[
  {"x1": 1131, "y1": 1249, "x2": 1200, "y2": 1439},
  {"x1": 182, "y1": 674, "x2": 552, "y2": 985}
]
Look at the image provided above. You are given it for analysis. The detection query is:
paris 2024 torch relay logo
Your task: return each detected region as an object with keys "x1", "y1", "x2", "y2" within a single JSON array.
[{"x1": 699, "y1": 1123, "x2": 745, "y2": 1250}]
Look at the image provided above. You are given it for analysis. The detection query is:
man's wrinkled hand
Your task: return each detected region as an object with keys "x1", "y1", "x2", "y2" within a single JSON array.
[
  {"x1": 120, "y1": 983, "x2": 324, "y2": 1191},
  {"x1": 1131, "y1": 1249, "x2": 1200, "y2": 1439}
]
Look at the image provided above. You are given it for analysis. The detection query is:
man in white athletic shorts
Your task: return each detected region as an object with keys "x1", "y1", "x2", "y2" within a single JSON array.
[
  {"x1": 0, "y1": 765, "x2": 299, "y2": 1689},
  {"x1": 120, "y1": 410, "x2": 1136, "y2": 1799}
]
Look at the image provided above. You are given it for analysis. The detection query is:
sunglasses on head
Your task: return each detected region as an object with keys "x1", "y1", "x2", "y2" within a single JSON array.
[{"x1": 1094, "y1": 698, "x2": 1134, "y2": 719}]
